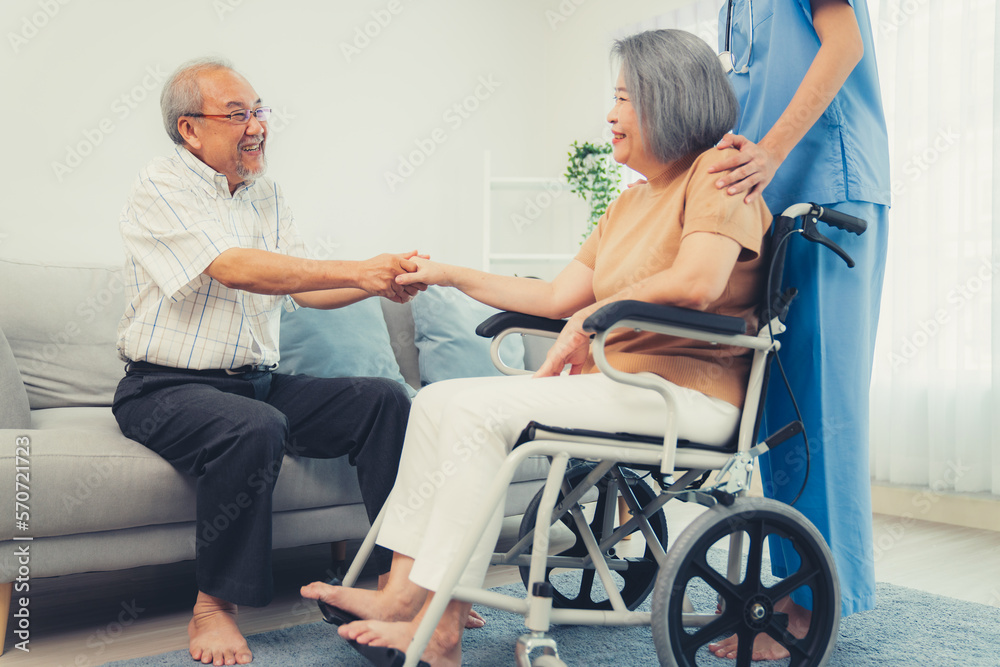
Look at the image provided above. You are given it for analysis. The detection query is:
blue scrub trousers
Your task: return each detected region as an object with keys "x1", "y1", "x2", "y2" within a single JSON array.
[{"x1": 761, "y1": 200, "x2": 888, "y2": 616}]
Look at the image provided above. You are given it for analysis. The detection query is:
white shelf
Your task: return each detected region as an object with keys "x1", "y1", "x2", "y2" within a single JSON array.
[
  {"x1": 488, "y1": 253, "x2": 576, "y2": 261},
  {"x1": 483, "y1": 150, "x2": 584, "y2": 277},
  {"x1": 489, "y1": 177, "x2": 572, "y2": 190}
]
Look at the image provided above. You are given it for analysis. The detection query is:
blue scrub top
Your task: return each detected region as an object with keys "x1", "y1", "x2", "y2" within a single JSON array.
[{"x1": 718, "y1": 0, "x2": 891, "y2": 211}]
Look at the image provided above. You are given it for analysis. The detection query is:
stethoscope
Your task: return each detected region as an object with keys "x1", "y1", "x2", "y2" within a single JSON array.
[{"x1": 719, "y1": 0, "x2": 752, "y2": 74}]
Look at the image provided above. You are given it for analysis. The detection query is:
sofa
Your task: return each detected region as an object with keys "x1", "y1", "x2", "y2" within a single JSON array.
[{"x1": 0, "y1": 257, "x2": 551, "y2": 654}]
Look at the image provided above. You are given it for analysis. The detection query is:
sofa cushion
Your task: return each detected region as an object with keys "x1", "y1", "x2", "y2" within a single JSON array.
[
  {"x1": 279, "y1": 298, "x2": 414, "y2": 396},
  {"x1": 411, "y1": 286, "x2": 525, "y2": 385},
  {"x1": 0, "y1": 259, "x2": 126, "y2": 409},
  {"x1": 8, "y1": 407, "x2": 365, "y2": 540},
  {"x1": 0, "y1": 325, "x2": 30, "y2": 428},
  {"x1": 7, "y1": 407, "x2": 549, "y2": 541}
]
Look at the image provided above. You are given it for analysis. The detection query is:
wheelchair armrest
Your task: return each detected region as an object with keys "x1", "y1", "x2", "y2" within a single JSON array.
[
  {"x1": 475, "y1": 311, "x2": 566, "y2": 338},
  {"x1": 475, "y1": 311, "x2": 565, "y2": 376},
  {"x1": 582, "y1": 300, "x2": 747, "y2": 336}
]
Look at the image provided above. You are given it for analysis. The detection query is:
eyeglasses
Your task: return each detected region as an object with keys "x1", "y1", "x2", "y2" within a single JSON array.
[
  {"x1": 719, "y1": 0, "x2": 752, "y2": 75},
  {"x1": 185, "y1": 107, "x2": 272, "y2": 123}
]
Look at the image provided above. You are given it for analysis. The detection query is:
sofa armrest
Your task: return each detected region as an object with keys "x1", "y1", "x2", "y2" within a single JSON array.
[{"x1": 0, "y1": 325, "x2": 29, "y2": 430}]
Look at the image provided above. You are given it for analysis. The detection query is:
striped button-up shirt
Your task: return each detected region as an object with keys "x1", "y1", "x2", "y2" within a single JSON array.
[{"x1": 117, "y1": 146, "x2": 306, "y2": 370}]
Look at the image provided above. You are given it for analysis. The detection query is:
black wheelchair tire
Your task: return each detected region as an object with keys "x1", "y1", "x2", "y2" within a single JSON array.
[{"x1": 651, "y1": 496, "x2": 840, "y2": 667}]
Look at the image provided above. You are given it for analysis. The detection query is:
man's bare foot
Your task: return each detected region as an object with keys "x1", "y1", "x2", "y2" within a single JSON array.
[
  {"x1": 338, "y1": 618, "x2": 462, "y2": 667},
  {"x1": 707, "y1": 597, "x2": 811, "y2": 661},
  {"x1": 188, "y1": 592, "x2": 252, "y2": 665}
]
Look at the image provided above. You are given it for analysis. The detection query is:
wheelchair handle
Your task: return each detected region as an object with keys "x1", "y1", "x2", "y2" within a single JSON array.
[
  {"x1": 801, "y1": 220, "x2": 856, "y2": 268},
  {"x1": 777, "y1": 203, "x2": 868, "y2": 269},
  {"x1": 811, "y1": 205, "x2": 867, "y2": 235}
]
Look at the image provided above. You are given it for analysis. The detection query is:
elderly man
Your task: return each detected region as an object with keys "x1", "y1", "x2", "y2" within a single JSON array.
[{"x1": 112, "y1": 58, "x2": 418, "y2": 665}]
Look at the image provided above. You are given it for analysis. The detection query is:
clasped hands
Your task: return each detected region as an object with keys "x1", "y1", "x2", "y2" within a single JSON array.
[
  {"x1": 360, "y1": 251, "x2": 430, "y2": 304},
  {"x1": 392, "y1": 256, "x2": 599, "y2": 378}
]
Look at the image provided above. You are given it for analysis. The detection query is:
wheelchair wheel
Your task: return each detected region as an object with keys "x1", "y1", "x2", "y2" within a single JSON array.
[
  {"x1": 518, "y1": 461, "x2": 667, "y2": 610},
  {"x1": 651, "y1": 496, "x2": 839, "y2": 667}
]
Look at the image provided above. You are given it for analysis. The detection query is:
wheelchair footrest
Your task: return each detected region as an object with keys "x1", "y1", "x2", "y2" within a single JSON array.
[
  {"x1": 345, "y1": 640, "x2": 430, "y2": 667},
  {"x1": 675, "y1": 488, "x2": 736, "y2": 508},
  {"x1": 318, "y1": 583, "x2": 430, "y2": 667}
]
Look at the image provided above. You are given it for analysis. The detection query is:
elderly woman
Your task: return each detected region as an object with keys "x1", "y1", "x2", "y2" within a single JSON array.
[{"x1": 302, "y1": 29, "x2": 771, "y2": 666}]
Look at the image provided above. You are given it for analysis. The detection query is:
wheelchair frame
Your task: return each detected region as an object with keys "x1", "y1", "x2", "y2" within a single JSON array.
[{"x1": 332, "y1": 203, "x2": 864, "y2": 667}]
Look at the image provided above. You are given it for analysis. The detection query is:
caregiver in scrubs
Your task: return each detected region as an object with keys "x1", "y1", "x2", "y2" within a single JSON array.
[{"x1": 707, "y1": 0, "x2": 890, "y2": 661}]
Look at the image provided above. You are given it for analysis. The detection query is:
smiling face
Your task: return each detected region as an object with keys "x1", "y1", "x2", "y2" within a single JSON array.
[
  {"x1": 607, "y1": 69, "x2": 663, "y2": 177},
  {"x1": 179, "y1": 68, "x2": 267, "y2": 193}
]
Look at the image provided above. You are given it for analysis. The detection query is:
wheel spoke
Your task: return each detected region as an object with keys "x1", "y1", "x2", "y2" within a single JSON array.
[
  {"x1": 735, "y1": 626, "x2": 756, "y2": 667},
  {"x1": 679, "y1": 607, "x2": 742, "y2": 659},
  {"x1": 745, "y1": 520, "x2": 766, "y2": 590},
  {"x1": 689, "y1": 555, "x2": 741, "y2": 604},
  {"x1": 767, "y1": 563, "x2": 820, "y2": 602},
  {"x1": 762, "y1": 616, "x2": 813, "y2": 664},
  {"x1": 576, "y1": 567, "x2": 597, "y2": 603}
]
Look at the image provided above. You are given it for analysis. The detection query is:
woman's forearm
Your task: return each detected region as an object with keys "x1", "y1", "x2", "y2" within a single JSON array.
[{"x1": 429, "y1": 263, "x2": 581, "y2": 318}]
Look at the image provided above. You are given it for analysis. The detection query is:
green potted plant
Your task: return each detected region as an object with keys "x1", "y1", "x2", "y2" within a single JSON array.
[{"x1": 564, "y1": 140, "x2": 622, "y2": 240}]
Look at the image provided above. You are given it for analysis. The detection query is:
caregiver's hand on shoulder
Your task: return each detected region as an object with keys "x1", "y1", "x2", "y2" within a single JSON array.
[{"x1": 708, "y1": 133, "x2": 780, "y2": 204}]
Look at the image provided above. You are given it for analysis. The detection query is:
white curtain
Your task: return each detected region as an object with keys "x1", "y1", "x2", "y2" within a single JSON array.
[
  {"x1": 641, "y1": 1, "x2": 1000, "y2": 495},
  {"x1": 869, "y1": 0, "x2": 998, "y2": 495}
]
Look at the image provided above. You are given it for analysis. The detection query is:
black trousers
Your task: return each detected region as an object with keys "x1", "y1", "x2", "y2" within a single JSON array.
[{"x1": 112, "y1": 366, "x2": 409, "y2": 607}]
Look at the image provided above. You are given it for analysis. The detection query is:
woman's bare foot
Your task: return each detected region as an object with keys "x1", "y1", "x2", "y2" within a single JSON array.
[
  {"x1": 301, "y1": 581, "x2": 486, "y2": 629},
  {"x1": 465, "y1": 609, "x2": 485, "y2": 629},
  {"x1": 301, "y1": 580, "x2": 423, "y2": 623},
  {"x1": 188, "y1": 592, "x2": 253, "y2": 665},
  {"x1": 338, "y1": 599, "x2": 468, "y2": 667},
  {"x1": 707, "y1": 597, "x2": 811, "y2": 661}
]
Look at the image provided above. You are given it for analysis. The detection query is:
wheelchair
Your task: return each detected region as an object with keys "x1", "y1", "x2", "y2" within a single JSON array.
[{"x1": 324, "y1": 203, "x2": 866, "y2": 667}]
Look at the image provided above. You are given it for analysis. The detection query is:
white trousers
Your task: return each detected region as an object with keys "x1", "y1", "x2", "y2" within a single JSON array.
[{"x1": 376, "y1": 372, "x2": 740, "y2": 592}]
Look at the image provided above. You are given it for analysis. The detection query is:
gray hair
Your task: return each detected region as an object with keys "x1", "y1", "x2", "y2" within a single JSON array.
[
  {"x1": 160, "y1": 57, "x2": 235, "y2": 145},
  {"x1": 612, "y1": 30, "x2": 738, "y2": 163}
]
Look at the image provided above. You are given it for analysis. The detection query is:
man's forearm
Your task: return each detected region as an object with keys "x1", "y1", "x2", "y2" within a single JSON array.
[
  {"x1": 205, "y1": 248, "x2": 366, "y2": 295},
  {"x1": 291, "y1": 288, "x2": 370, "y2": 310}
]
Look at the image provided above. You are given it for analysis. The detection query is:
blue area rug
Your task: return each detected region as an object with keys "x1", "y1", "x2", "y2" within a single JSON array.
[{"x1": 106, "y1": 575, "x2": 1000, "y2": 666}]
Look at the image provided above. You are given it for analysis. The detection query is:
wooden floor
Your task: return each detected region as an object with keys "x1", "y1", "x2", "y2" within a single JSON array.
[{"x1": 3, "y1": 507, "x2": 999, "y2": 666}]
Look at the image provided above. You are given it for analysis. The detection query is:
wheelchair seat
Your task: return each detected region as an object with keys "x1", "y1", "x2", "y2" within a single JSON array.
[{"x1": 516, "y1": 420, "x2": 740, "y2": 454}]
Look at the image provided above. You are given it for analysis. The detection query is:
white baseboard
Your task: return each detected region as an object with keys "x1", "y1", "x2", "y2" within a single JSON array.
[{"x1": 871, "y1": 482, "x2": 1000, "y2": 533}]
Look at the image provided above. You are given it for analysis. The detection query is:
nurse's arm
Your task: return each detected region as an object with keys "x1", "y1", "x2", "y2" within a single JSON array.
[{"x1": 709, "y1": 0, "x2": 864, "y2": 203}]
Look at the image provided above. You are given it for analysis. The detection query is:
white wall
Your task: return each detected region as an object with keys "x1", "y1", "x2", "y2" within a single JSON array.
[{"x1": 0, "y1": 0, "x2": 694, "y2": 268}]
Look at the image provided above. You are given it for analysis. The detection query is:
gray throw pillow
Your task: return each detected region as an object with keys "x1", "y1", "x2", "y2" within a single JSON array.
[{"x1": 410, "y1": 286, "x2": 525, "y2": 385}]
